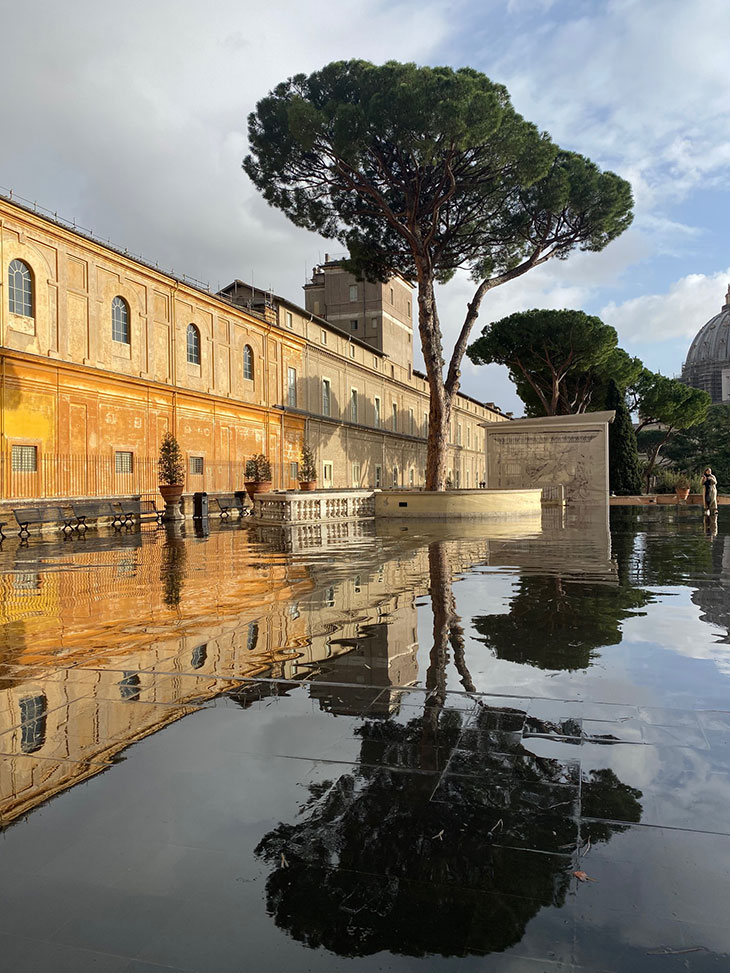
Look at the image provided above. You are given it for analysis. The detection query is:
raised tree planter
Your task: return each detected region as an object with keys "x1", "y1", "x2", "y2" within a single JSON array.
[{"x1": 375, "y1": 488, "x2": 543, "y2": 520}]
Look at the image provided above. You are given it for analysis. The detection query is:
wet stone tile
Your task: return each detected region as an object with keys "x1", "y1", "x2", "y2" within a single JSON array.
[
  {"x1": 356, "y1": 737, "x2": 450, "y2": 774},
  {"x1": 524, "y1": 716, "x2": 583, "y2": 742},
  {"x1": 458, "y1": 725, "x2": 525, "y2": 753},
  {"x1": 447, "y1": 748, "x2": 517, "y2": 779},
  {"x1": 640, "y1": 723, "x2": 709, "y2": 748},
  {"x1": 581, "y1": 702, "x2": 641, "y2": 723},
  {"x1": 582, "y1": 718, "x2": 644, "y2": 744},
  {"x1": 639, "y1": 706, "x2": 704, "y2": 728},
  {"x1": 515, "y1": 753, "x2": 580, "y2": 787}
]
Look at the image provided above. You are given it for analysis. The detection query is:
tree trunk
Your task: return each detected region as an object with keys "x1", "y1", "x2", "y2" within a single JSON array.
[{"x1": 417, "y1": 274, "x2": 452, "y2": 491}]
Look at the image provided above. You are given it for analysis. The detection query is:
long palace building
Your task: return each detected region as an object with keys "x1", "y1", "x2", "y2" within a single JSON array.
[{"x1": 0, "y1": 194, "x2": 507, "y2": 503}]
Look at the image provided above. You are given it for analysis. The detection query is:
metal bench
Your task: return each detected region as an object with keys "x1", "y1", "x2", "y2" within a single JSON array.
[
  {"x1": 71, "y1": 500, "x2": 124, "y2": 531},
  {"x1": 139, "y1": 498, "x2": 164, "y2": 524},
  {"x1": 13, "y1": 505, "x2": 74, "y2": 538},
  {"x1": 112, "y1": 497, "x2": 164, "y2": 526},
  {"x1": 210, "y1": 494, "x2": 249, "y2": 519}
]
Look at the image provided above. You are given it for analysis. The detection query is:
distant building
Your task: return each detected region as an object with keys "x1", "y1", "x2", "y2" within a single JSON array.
[
  {"x1": 681, "y1": 285, "x2": 730, "y2": 404},
  {"x1": 0, "y1": 194, "x2": 507, "y2": 502}
]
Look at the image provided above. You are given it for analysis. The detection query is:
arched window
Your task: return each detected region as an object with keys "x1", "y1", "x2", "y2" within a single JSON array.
[
  {"x1": 187, "y1": 324, "x2": 201, "y2": 364},
  {"x1": 111, "y1": 296, "x2": 130, "y2": 344},
  {"x1": 243, "y1": 344, "x2": 254, "y2": 381},
  {"x1": 8, "y1": 259, "x2": 33, "y2": 317}
]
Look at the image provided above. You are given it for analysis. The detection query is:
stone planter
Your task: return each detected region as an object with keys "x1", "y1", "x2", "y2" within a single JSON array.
[
  {"x1": 159, "y1": 484, "x2": 184, "y2": 504},
  {"x1": 675, "y1": 488, "x2": 690, "y2": 502},
  {"x1": 298, "y1": 480, "x2": 317, "y2": 492},
  {"x1": 245, "y1": 480, "x2": 272, "y2": 502},
  {"x1": 159, "y1": 483, "x2": 184, "y2": 522}
]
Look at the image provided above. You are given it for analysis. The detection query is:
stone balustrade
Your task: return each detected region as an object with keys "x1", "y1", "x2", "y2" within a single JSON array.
[{"x1": 253, "y1": 489, "x2": 375, "y2": 525}]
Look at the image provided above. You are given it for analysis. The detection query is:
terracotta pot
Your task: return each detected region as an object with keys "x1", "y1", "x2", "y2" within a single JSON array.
[
  {"x1": 159, "y1": 483, "x2": 184, "y2": 504},
  {"x1": 245, "y1": 480, "x2": 272, "y2": 501},
  {"x1": 298, "y1": 480, "x2": 317, "y2": 492},
  {"x1": 675, "y1": 487, "x2": 690, "y2": 501}
]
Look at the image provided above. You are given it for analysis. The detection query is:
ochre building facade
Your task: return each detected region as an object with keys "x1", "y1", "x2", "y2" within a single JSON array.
[{"x1": 1, "y1": 196, "x2": 507, "y2": 501}]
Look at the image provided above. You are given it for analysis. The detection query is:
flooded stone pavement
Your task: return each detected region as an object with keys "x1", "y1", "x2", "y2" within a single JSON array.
[{"x1": 0, "y1": 507, "x2": 729, "y2": 970}]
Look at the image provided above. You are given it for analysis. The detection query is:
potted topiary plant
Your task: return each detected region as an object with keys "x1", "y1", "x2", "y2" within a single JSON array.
[
  {"x1": 158, "y1": 432, "x2": 185, "y2": 505},
  {"x1": 244, "y1": 453, "x2": 272, "y2": 500},
  {"x1": 298, "y1": 442, "x2": 317, "y2": 491},
  {"x1": 675, "y1": 474, "x2": 691, "y2": 502}
]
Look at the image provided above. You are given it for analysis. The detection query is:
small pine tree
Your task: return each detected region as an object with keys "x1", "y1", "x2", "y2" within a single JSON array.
[
  {"x1": 606, "y1": 380, "x2": 642, "y2": 495},
  {"x1": 158, "y1": 432, "x2": 185, "y2": 485},
  {"x1": 299, "y1": 442, "x2": 317, "y2": 481}
]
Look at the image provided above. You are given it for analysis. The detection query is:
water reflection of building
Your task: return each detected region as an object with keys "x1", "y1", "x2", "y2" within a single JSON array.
[{"x1": 0, "y1": 527, "x2": 490, "y2": 825}]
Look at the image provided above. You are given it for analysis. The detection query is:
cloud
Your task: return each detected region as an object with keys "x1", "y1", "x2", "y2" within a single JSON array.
[
  {"x1": 601, "y1": 267, "x2": 730, "y2": 348},
  {"x1": 490, "y1": 0, "x2": 730, "y2": 204},
  {"x1": 0, "y1": 0, "x2": 455, "y2": 299}
]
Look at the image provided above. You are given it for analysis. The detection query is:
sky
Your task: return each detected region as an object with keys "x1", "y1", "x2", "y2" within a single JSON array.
[{"x1": 2, "y1": 0, "x2": 729, "y2": 415}]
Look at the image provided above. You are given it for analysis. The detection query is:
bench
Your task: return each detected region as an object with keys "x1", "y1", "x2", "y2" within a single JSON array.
[
  {"x1": 210, "y1": 494, "x2": 249, "y2": 519},
  {"x1": 71, "y1": 500, "x2": 124, "y2": 531},
  {"x1": 13, "y1": 505, "x2": 74, "y2": 538},
  {"x1": 112, "y1": 498, "x2": 164, "y2": 526}
]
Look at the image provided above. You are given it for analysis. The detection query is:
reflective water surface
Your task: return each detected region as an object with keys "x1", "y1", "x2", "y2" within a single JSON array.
[{"x1": 1, "y1": 507, "x2": 729, "y2": 970}]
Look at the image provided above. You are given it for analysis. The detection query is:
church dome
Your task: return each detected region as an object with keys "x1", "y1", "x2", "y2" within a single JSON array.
[{"x1": 681, "y1": 285, "x2": 730, "y2": 404}]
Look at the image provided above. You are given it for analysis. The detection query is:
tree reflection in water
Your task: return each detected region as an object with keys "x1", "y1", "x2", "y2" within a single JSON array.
[
  {"x1": 472, "y1": 574, "x2": 652, "y2": 671},
  {"x1": 255, "y1": 541, "x2": 643, "y2": 958},
  {"x1": 161, "y1": 529, "x2": 188, "y2": 608}
]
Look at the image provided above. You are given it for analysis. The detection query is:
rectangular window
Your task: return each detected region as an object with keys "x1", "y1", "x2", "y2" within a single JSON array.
[
  {"x1": 12, "y1": 444, "x2": 38, "y2": 473},
  {"x1": 424, "y1": 412, "x2": 428, "y2": 435},
  {"x1": 457, "y1": 423, "x2": 462, "y2": 445},
  {"x1": 371, "y1": 318, "x2": 378, "y2": 332},
  {"x1": 289, "y1": 462, "x2": 299, "y2": 480},
  {"x1": 409, "y1": 468, "x2": 414, "y2": 486},
  {"x1": 287, "y1": 366, "x2": 297, "y2": 407},
  {"x1": 407, "y1": 300, "x2": 411, "y2": 316},
  {"x1": 322, "y1": 378, "x2": 331, "y2": 417},
  {"x1": 467, "y1": 426, "x2": 471, "y2": 447},
  {"x1": 323, "y1": 461, "x2": 333, "y2": 486},
  {"x1": 372, "y1": 355, "x2": 378, "y2": 368},
  {"x1": 350, "y1": 319, "x2": 358, "y2": 330},
  {"x1": 390, "y1": 287, "x2": 394, "y2": 304},
  {"x1": 115, "y1": 451, "x2": 134, "y2": 475},
  {"x1": 352, "y1": 463, "x2": 361, "y2": 487},
  {"x1": 320, "y1": 330, "x2": 327, "y2": 345},
  {"x1": 350, "y1": 388, "x2": 358, "y2": 423},
  {"x1": 392, "y1": 467, "x2": 399, "y2": 487},
  {"x1": 374, "y1": 396, "x2": 381, "y2": 428},
  {"x1": 189, "y1": 456, "x2": 204, "y2": 476},
  {"x1": 286, "y1": 311, "x2": 293, "y2": 329},
  {"x1": 313, "y1": 300, "x2": 321, "y2": 315},
  {"x1": 375, "y1": 465, "x2": 382, "y2": 488},
  {"x1": 392, "y1": 403, "x2": 397, "y2": 432},
  {"x1": 409, "y1": 408, "x2": 414, "y2": 435},
  {"x1": 349, "y1": 284, "x2": 358, "y2": 302},
  {"x1": 349, "y1": 344, "x2": 355, "y2": 359}
]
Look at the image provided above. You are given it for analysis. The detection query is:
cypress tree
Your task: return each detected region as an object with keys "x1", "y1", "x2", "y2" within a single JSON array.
[{"x1": 606, "y1": 379, "x2": 642, "y2": 495}]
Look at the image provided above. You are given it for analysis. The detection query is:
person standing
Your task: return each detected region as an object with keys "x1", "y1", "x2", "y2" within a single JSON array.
[{"x1": 701, "y1": 467, "x2": 718, "y2": 516}]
